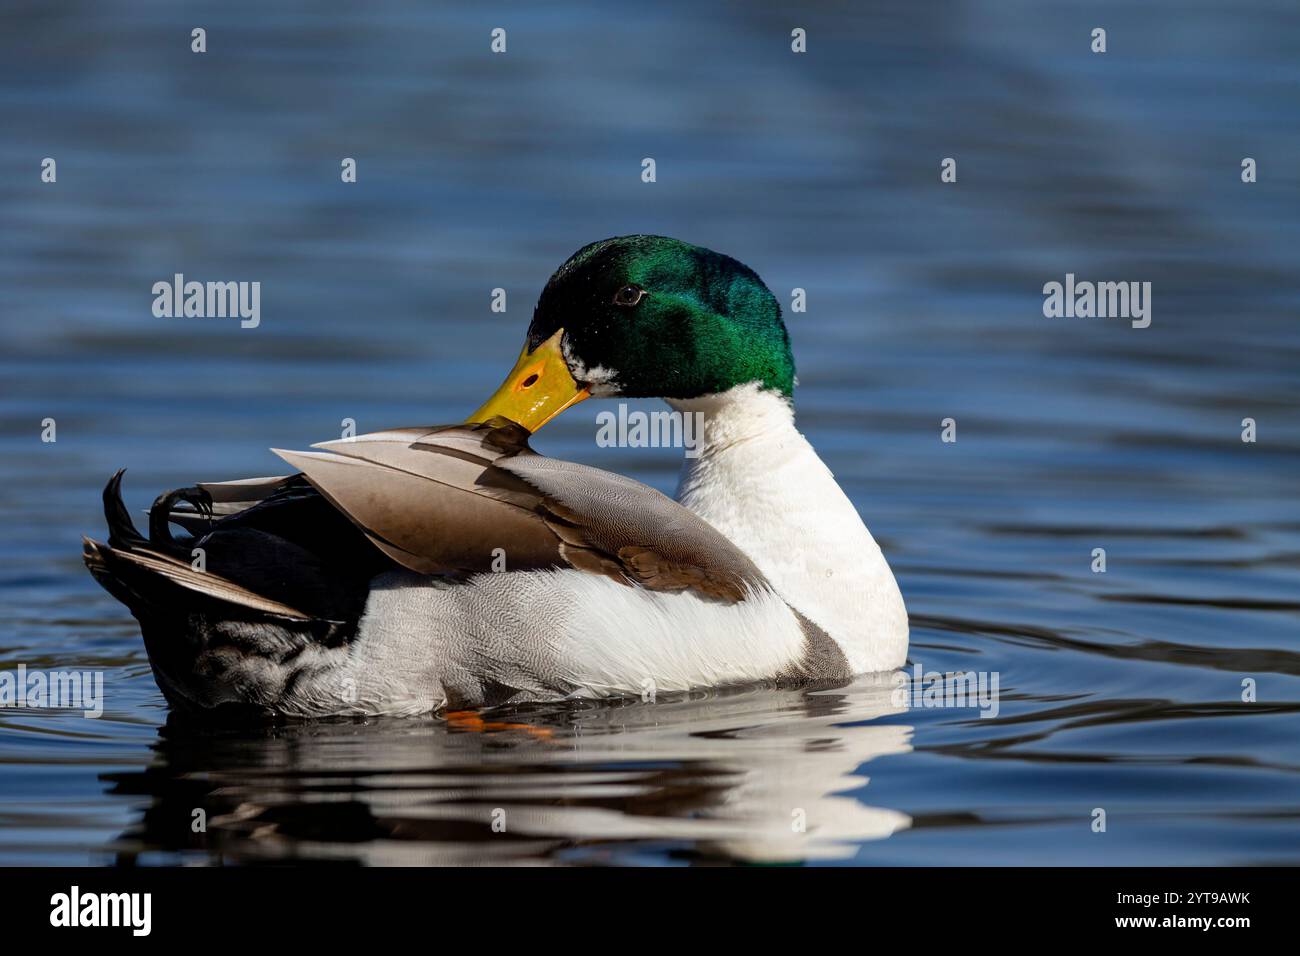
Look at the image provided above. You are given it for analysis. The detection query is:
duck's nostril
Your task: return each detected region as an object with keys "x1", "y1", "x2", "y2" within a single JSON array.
[{"x1": 521, "y1": 373, "x2": 539, "y2": 388}]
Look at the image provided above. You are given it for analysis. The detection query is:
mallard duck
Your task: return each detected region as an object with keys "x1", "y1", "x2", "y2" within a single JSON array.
[{"x1": 85, "y1": 236, "x2": 907, "y2": 717}]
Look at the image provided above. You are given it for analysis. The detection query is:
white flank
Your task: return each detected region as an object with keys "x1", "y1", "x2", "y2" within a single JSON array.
[{"x1": 348, "y1": 569, "x2": 807, "y2": 711}]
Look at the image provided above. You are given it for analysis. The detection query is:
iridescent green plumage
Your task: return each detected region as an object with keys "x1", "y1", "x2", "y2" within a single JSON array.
[{"x1": 528, "y1": 235, "x2": 795, "y2": 398}]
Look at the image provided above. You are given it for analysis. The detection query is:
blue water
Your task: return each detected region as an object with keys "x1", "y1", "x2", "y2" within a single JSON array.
[{"x1": 1, "y1": 0, "x2": 1298, "y2": 865}]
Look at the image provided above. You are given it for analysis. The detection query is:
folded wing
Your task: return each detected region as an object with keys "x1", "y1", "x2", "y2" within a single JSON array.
[{"x1": 273, "y1": 420, "x2": 768, "y2": 603}]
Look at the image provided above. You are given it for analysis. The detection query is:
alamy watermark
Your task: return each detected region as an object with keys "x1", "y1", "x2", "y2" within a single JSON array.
[
  {"x1": 50, "y1": 886, "x2": 150, "y2": 936},
  {"x1": 152, "y1": 274, "x2": 260, "y2": 328},
  {"x1": 1042, "y1": 273, "x2": 1151, "y2": 329},
  {"x1": 0, "y1": 664, "x2": 103, "y2": 718},
  {"x1": 595, "y1": 404, "x2": 705, "y2": 458},
  {"x1": 892, "y1": 664, "x2": 1000, "y2": 718}
]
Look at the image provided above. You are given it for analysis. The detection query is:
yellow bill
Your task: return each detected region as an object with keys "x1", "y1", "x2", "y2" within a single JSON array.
[{"x1": 465, "y1": 329, "x2": 590, "y2": 432}]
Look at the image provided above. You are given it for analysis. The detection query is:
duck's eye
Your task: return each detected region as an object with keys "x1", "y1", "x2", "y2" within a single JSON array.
[{"x1": 612, "y1": 285, "x2": 647, "y2": 307}]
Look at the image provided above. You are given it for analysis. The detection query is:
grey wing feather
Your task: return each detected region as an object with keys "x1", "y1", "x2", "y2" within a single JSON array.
[
  {"x1": 273, "y1": 421, "x2": 770, "y2": 602},
  {"x1": 498, "y1": 453, "x2": 765, "y2": 600}
]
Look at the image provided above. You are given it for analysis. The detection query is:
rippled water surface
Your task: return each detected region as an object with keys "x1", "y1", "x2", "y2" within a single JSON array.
[{"x1": 2, "y1": 1, "x2": 1298, "y2": 865}]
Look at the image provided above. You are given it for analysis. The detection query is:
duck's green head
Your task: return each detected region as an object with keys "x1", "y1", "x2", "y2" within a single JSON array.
[{"x1": 468, "y1": 235, "x2": 793, "y2": 431}]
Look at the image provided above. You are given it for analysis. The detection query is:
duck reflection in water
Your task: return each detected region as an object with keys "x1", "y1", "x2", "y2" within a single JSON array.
[{"x1": 102, "y1": 674, "x2": 913, "y2": 865}]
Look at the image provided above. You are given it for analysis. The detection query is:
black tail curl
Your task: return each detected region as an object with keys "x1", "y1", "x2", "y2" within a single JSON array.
[
  {"x1": 88, "y1": 469, "x2": 389, "y2": 629},
  {"x1": 103, "y1": 469, "x2": 147, "y2": 550},
  {"x1": 148, "y1": 485, "x2": 214, "y2": 549}
]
